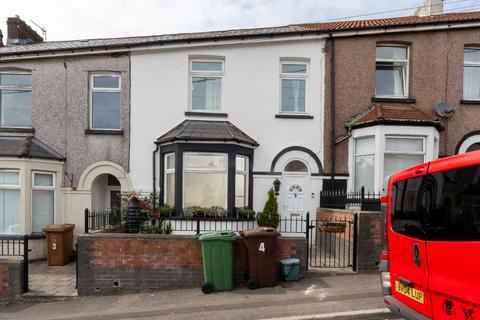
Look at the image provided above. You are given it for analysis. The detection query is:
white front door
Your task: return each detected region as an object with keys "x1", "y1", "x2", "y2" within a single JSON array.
[{"x1": 282, "y1": 175, "x2": 309, "y2": 219}]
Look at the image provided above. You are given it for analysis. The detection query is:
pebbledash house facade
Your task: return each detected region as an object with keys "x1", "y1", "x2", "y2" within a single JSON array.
[{"x1": 2, "y1": 7, "x2": 480, "y2": 247}]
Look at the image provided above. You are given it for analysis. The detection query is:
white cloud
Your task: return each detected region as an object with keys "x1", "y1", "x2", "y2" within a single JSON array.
[{"x1": 0, "y1": 0, "x2": 477, "y2": 42}]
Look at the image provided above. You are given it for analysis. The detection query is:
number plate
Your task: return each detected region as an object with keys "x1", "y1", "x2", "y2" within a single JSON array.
[{"x1": 395, "y1": 281, "x2": 424, "y2": 304}]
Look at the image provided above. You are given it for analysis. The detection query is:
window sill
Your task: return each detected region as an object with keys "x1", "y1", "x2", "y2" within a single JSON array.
[
  {"x1": 28, "y1": 233, "x2": 45, "y2": 240},
  {"x1": 85, "y1": 129, "x2": 124, "y2": 135},
  {"x1": 371, "y1": 97, "x2": 416, "y2": 104},
  {"x1": 460, "y1": 99, "x2": 480, "y2": 105},
  {"x1": 0, "y1": 127, "x2": 34, "y2": 134},
  {"x1": 185, "y1": 111, "x2": 228, "y2": 118},
  {"x1": 275, "y1": 114, "x2": 314, "y2": 119}
]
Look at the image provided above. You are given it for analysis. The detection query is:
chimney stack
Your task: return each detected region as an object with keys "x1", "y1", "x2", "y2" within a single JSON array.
[
  {"x1": 414, "y1": 0, "x2": 444, "y2": 17},
  {"x1": 0, "y1": 30, "x2": 3, "y2": 47},
  {"x1": 6, "y1": 15, "x2": 43, "y2": 46}
]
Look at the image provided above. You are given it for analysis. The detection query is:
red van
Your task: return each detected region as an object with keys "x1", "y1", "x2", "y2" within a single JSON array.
[{"x1": 380, "y1": 151, "x2": 480, "y2": 320}]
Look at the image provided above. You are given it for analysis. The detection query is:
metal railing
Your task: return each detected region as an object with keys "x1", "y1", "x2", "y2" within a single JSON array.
[
  {"x1": 0, "y1": 234, "x2": 29, "y2": 292},
  {"x1": 320, "y1": 186, "x2": 381, "y2": 211}
]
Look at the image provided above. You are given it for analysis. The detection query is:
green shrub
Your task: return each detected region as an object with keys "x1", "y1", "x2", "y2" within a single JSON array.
[
  {"x1": 236, "y1": 207, "x2": 256, "y2": 219},
  {"x1": 256, "y1": 188, "x2": 280, "y2": 228},
  {"x1": 164, "y1": 222, "x2": 173, "y2": 234},
  {"x1": 159, "y1": 204, "x2": 173, "y2": 217}
]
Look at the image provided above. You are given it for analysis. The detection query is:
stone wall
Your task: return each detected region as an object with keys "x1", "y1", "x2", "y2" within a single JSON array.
[
  {"x1": 0, "y1": 258, "x2": 23, "y2": 304},
  {"x1": 77, "y1": 233, "x2": 307, "y2": 295}
]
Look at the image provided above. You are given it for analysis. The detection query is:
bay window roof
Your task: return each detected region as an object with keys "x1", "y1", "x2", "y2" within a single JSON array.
[
  {"x1": 346, "y1": 103, "x2": 443, "y2": 130},
  {"x1": 156, "y1": 120, "x2": 259, "y2": 147},
  {"x1": 0, "y1": 136, "x2": 65, "y2": 160}
]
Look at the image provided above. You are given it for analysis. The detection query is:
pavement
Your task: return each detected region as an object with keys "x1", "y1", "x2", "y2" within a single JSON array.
[
  {"x1": 0, "y1": 271, "x2": 399, "y2": 320},
  {"x1": 25, "y1": 261, "x2": 77, "y2": 297}
]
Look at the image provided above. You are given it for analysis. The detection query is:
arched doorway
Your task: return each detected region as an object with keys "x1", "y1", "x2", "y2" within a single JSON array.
[
  {"x1": 91, "y1": 174, "x2": 121, "y2": 211},
  {"x1": 281, "y1": 159, "x2": 310, "y2": 220}
]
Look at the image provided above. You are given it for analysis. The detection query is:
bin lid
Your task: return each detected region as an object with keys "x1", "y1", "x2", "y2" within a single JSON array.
[
  {"x1": 198, "y1": 230, "x2": 236, "y2": 241},
  {"x1": 42, "y1": 224, "x2": 75, "y2": 232},
  {"x1": 240, "y1": 227, "x2": 280, "y2": 238},
  {"x1": 278, "y1": 258, "x2": 300, "y2": 266}
]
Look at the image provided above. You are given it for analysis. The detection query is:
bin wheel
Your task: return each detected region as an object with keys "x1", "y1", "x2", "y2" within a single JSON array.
[
  {"x1": 247, "y1": 278, "x2": 258, "y2": 290},
  {"x1": 201, "y1": 282, "x2": 214, "y2": 294}
]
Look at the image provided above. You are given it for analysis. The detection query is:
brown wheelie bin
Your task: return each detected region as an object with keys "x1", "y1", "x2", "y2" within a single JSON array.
[
  {"x1": 42, "y1": 224, "x2": 75, "y2": 266},
  {"x1": 240, "y1": 227, "x2": 280, "y2": 289}
]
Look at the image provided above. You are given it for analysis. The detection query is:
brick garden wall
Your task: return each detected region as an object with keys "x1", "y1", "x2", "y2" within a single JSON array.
[
  {"x1": 317, "y1": 208, "x2": 382, "y2": 272},
  {"x1": 0, "y1": 258, "x2": 22, "y2": 304},
  {"x1": 77, "y1": 233, "x2": 307, "y2": 295}
]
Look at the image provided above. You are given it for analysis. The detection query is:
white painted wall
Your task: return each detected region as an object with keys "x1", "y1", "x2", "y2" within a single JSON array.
[{"x1": 130, "y1": 38, "x2": 326, "y2": 215}]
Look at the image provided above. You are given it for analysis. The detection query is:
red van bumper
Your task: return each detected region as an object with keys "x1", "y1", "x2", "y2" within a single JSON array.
[{"x1": 384, "y1": 295, "x2": 431, "y2": 320}]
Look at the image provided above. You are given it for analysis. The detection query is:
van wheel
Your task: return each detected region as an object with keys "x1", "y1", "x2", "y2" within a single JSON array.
[
  {"x1": 201, "y1": 282, "x2": 214, "y2": 294},
  {"x1": 247, "y1": 278, "x2": 257, "y2": 290}
]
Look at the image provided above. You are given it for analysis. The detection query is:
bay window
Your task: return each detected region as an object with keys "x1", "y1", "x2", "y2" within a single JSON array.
[
  {"x1": 375, "y1": 46, "x2": 409, "y2": 98},
  {"x1": 0, "y1": 73, "x2": 32, "y2": 128},
  {"x1": 90, "y1": 73, "x2": 121, "y2": 130},
  {"x1": 384, "y1": 137, "x2": 425, "y2": 179},
  {"x1": 280, "y1": 61, "x2": 308, "y2": 113},
  {"x1": 235, "y1": 156, "x2": 248, "y2": 207},
  {"x1": 0, "y1": 171, "x2": 20, "y2": 234},
  {"x1": 183, "y1": 153, "x2": 227, "y2": 208},
  {"x1": 463, "y1": 48, "x2": 480, "y2": 100},
  {"x1": 32, "y1": 172, "x2": 55, "y2": 233},
  {"x1": 354, "y1": 137, "x2": 375, "y2": 192},
  {"x1": 190, "y1": 60, "x2": 224, "y2": 112}
]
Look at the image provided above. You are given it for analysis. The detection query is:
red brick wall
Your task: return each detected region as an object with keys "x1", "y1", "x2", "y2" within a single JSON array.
[
  {"x1": 0, "y1": 266, "x2": 8, "y2": 298},
  {"x1": 78, "y1": 233, "x2": 307, "y2": 295},
  {"x1": 0, "y1": 259, "x2": 22, "y2": 304}
]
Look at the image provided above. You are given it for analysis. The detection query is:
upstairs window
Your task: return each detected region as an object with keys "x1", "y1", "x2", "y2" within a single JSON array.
[
  {"x1": 190, "y1": 60, "x2": 224, "y2": 112},
  {"x1": 90, "y1": 73, "x2": 121, "y2": 130},
  {"x1": 0, "y1": 73, "x2": 32, "y2": 128},
  {"x1": 464, "y1": 48, "x2": 480, "y2": 100},
  {"x1": 280, "y1": 61, "x2": 307, "y2": 113},
  {"x1": 375, "y1": 46, "x2": 409, "y2": 98}
]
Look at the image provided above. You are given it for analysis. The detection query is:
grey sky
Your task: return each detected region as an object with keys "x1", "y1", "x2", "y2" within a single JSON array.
[{"x1": 2, "y1": 0, "x2": 480, "y2": 41}]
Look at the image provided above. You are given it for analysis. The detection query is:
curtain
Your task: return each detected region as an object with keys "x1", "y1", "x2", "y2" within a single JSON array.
[
  {"x1": 192, "y1": 77, "x2": 221, "y2": 111},
  {"x1": 464, "y1": 66, "x2": 480, "y2": 100},
  {"x1": 355, "y1": 155, "x2": 375, "y2": 192},
  {"x1": 384, "y1": 154, "x2": 424, "y2": 179},
  {"x1": 32, "y1": 190, "x2": 54, "y2": 233},
  {"x1": 0, "y1": 189, "x2": 20, "y2": 233},
  {"x1": 184, "y1": 172, "x2": 226, "y2": 207},
  {"x1": 282, "y1": 79, "x2": 305, "y2": 112}
]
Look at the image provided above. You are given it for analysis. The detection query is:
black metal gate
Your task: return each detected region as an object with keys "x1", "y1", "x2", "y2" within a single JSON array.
[
  {"x1": 0, "y1": 235, "x2": 29, "y2": 293},
  {"x1": 307, "y1": 214, "x2": 358, "y2": 270}
]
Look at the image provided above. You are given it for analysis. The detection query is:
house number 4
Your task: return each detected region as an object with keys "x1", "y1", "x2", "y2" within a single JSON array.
[{"x1": 259, "y1": 242, "x2": 265, "y2": 252}]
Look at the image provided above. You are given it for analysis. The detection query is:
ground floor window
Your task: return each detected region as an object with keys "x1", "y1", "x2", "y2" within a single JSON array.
[
  {"x1": 354, "y1": 137, "x2": 375, "y2": 192},
  {"x1": 235, "y1": 156, "x2": 248, "y2": 207},
  {"x1": 183, "y1": 153, "x2": 227, "y2": 208},
  {"x1": 0, "y1": 171, "x2": 20, "y2": 233},
  {"x1": 164, "y1": 153, "x2": 175, "y2": 207},
  {"x1": 384, "y1": 137, "x2": 425, "y2": 179},
  {"x1": 32, "y1": 172, "x2": 55, "y2": 233}
]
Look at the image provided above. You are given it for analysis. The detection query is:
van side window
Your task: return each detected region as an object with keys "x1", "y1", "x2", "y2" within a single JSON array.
[
  {"x1": 391, "y1": 164, "x2": 480, "y2": 241},
  {"x1": 391, "y1": 176, "x2": 427, "y2": 239}
]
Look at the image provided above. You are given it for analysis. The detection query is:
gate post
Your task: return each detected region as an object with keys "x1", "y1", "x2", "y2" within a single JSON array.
[
  {"x1": 84, "y1": 208, "x2": 89, "y2": 234},
  {"x1": 22, "y1": 234, "x2": 29, "y2": 293},
  {"x1": 352, "y1": 213, "x2": 358, "y2": 272},
  {"x1": 305, "y1": 212, "x2": 310, "y2": 271}
]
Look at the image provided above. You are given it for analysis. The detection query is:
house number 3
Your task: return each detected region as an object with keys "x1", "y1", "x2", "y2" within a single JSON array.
[
  {"x1": 52, "y1": 240, "x2": 57, "y2": 251},
  {"x1": 259, "y1": 242, "x2": 265, "y2": 252}
]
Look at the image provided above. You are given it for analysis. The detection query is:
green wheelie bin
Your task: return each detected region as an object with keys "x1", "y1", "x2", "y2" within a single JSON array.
[{"x1": 198, "y1": 230, "x2": 236, "y2": 294}]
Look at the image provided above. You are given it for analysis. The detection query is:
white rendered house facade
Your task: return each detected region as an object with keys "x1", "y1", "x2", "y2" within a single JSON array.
[{"x1": 129, "y1": 36, "x2": 328, "y2": 220}]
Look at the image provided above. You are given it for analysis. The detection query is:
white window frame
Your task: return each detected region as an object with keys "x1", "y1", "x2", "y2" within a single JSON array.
[
  {"x1": 279, "y1": 60, "x2": 309, "y2": 114},
  {"x1": 375, "y1": 45, "x2": 409, "y2": 99},
  {"x1": 384, "y1": 136, "x2": 426, "y2": 159},
  {"x1": 182, "y1": 152, "x2": 228, "y2": 208},
  {"x1": 31, "y1": 171, "x2": 56, "y2": 234},
  {"x1": 0, "y1": 72, "x2": 32, "y2": 128},
  {"x1": 189, "y1": 59, "x2": 224, "y2": 112},
  {"x1": 164, "y1": 153, "x2": 175, "y2": 206},
  {"x1": 463, "y1": 47, "x2": 480, "y2": 101},
  {"x1": 353, "y1": 136, "x2": 375, "y2": 192},
  {"x1": 0, "y1": 170, "x2": 21, "y2": 234},
  {"x1": 89, "y1": 73, "x2": 122, "y2": 131},
  {"x1": 235, "y1": 155, "x2": 249, "y2": 208}
]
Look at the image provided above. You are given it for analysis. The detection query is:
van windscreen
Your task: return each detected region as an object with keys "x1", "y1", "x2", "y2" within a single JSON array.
[{"x1": 392, "y1": 164, "x2": 480, "y2": 241}]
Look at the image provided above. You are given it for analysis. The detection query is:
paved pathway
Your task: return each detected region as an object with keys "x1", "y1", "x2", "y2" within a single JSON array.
[{"x1": 24, "y1": 261, "x2": 77, "y2": 297}]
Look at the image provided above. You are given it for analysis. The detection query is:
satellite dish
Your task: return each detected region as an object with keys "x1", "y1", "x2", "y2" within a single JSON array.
[{"x1": 434, "y1": 102, "x2": 455, "y2": 118}]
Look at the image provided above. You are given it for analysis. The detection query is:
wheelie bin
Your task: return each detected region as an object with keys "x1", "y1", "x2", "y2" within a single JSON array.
[
  {"x1": 198, "y1": 230, "x2": 236, "y2": 294},
  {"x1": 42, "y1": 224, "x2": 75, "y2": 266},
  {"x1": 240, "y1": 227, "x2": 280, "y2": 289}
]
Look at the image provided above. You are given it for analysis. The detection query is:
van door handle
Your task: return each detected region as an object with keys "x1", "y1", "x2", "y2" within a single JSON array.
[
  {"x1": 399, "y1": 277, "x2": 413, "y2": 287},
  {"x1": 413, "y1": 243, "x2": 421, "y2": 266}
]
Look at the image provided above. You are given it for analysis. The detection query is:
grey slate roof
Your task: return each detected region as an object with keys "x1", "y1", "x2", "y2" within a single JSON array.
[
  {"x1": 156, "y1": 120, "x2": 259, "y2": 147},
  {"x1": 0, "y1": 25, "x2": 307, "y2": 57},
  {"x1": 0, "y1": 136, "x2": 65, "y2": 160}
]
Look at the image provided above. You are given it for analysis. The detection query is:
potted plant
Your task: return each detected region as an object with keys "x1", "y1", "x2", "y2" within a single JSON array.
[{"x1": 256, "y1": 188, "x2": 280, "y2": 228}]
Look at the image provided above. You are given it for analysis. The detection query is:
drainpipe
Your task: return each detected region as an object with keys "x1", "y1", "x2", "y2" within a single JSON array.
[
  {"x1": 329, "y1": 34, "x2": 337, "y2": 190},
  {"x1": 152, "y1": 143, "x2": 160, "y2": 212}
]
